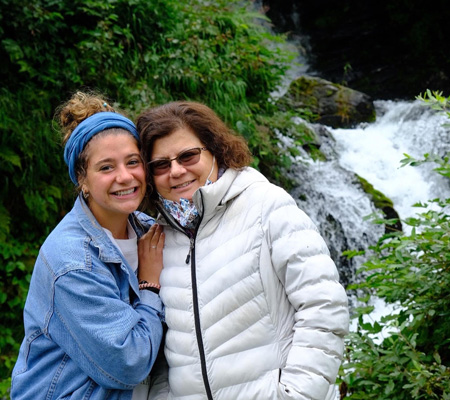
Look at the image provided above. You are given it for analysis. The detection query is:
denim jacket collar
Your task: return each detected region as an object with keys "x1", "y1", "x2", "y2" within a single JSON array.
[{"x1": 74, "y1": 195, "x2": 152, "y2": 266}]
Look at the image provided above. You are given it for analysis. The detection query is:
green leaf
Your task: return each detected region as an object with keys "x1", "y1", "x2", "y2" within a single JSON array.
[{"x1": 0, "y1": 148, "x2": 22, "y2": 168}]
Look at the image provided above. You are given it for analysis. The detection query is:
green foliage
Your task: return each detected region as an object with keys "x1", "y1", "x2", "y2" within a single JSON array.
[
  {"x1": 1, "y1": 0, "x2": 294, "y2": 185},
  {"x1": 0, "y1": 86, "x2": 73, "y2": 397},
  {"x1": 0, "y1": 239, "x2": 38, "y2": 390},
  {"x1": 242, "y1": 110, "x2": 321, "y2": 188},
  {"x1": 399, "y1": 90, "x2": 450, "y2": 179},
  {"x1": 416, "y1": 89, "x2": 450, "y2": 121},
  {"x1": 340, "y1": 92, "x2": 450, "y2": 399},
  {"x1": 0, "y1": 0, "x2": 298, "y2": 395},
  {"x1": 342, "y1": 203, "x2": 450, "y2": 399}
]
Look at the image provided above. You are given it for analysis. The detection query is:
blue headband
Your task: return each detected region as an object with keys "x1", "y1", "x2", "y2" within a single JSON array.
[{"x1": 63, "y1": 112, "x2": 140, "y2": 185}]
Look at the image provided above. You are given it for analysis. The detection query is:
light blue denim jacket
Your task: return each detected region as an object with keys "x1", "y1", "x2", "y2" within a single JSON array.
[{"x1": 11, "y1": 196, "x2": 164, "y2": 400}]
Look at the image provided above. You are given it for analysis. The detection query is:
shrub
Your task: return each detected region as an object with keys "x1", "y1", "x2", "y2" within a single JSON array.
[{"x1": 340, "y1": 91, "x2": 450, "y2": 399}]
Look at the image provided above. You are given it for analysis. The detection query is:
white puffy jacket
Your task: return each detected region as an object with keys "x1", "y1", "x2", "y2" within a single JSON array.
[{"x1": 154, "y1": 167, "x2": 349, "y2": 400}]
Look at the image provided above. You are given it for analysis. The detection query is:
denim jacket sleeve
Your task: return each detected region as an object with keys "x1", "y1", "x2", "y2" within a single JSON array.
[{"x1": 47, "y1": 260, "x2": 164, "y2": 390}]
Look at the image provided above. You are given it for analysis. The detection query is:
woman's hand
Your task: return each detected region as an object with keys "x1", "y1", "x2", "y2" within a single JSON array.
[{"x1": 138, "y1": 224, "x2": 164, "y2": 285}]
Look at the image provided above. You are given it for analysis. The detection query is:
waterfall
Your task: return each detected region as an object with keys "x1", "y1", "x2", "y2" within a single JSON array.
[
  {"x1": 331, "y1": 100, "x2": 450, "y2": 225},
  {"x1": 284, "y1": 99, "x2": 450, "y2": 288},
  {"x1": 262, "y1": 1, "x2": 450, "y2": 286},
  {"x1": 262, "y1": 5, "x2": 450, "y2": 391}
]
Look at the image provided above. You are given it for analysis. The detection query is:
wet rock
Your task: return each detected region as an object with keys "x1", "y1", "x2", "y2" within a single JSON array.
[
  {"x1": 263, "y1": 0, "x2": 450, "y2": 99},
  {"x1": 278, "y1": 75, "x2": 376, "y2": 128},
  {"x1": 355, "y1": 175, "x2": 403, "y2": 233}
]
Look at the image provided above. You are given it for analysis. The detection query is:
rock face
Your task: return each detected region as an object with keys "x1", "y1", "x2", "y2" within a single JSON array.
[
  {"x1": 278, "y1": 75, "x2": 376, "y2": 128},
  {"x1": 263, "y1": 0, "x2": 450, "y2": 100}
]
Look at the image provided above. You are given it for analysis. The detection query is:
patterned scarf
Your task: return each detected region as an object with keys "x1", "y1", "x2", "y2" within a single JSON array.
[
  {"x1": 159, "y1": 167, "x2": 225, "y2": 231},
  {"x1": 159, "y1": 179, "x2": 211, "y2": 230}
]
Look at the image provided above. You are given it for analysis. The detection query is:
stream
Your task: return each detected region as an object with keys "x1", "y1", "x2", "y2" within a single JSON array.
[{"x1": 286, "y1": 98, "x2": 450, "y2": 287}]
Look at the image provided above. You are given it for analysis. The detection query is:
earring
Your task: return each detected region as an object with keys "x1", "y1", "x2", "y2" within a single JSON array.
[{"x1": 82, "y1": 190, "x2": 90, "y2": 199}]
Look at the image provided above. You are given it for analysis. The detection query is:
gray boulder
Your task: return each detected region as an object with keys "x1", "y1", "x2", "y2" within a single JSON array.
[{"x1": 278, "y1": 75, "x2": 376, "y2": 128}]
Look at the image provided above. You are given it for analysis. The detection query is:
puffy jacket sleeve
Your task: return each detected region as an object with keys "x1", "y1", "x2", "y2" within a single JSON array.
[
  {"x1": 262, "y1": 184, "x2": 349, "y2": 400},
  {"x1": 48, "y1": 263, "x2": 164, "y2": 390}
]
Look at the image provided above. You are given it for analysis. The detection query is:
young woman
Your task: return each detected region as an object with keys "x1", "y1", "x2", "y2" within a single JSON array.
[
  {"x1": 11, "y1": 92, "x2": 165, "y2": 400},
  {"x1": 137, "y1": 101, "x2": 349, "y2": 400}
]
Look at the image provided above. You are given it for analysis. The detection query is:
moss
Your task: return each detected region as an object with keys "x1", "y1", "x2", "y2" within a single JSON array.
[
  {"x1": 356, "y1": 175, "x2": 394, "y2": 209},
  {"x1": 368, "y1": 108, "x2": 377, "y2": 123},
  {"x1": 284, "y1": 76, "x2": 376, "y2": 127},
  {"x1": 291, "y1": 76, "x2": 319, "y2": 94},
  {"x1": 356, "y1": 174, "x2": 402, "y2": 232},
  {"x1": 288, "y1": 78, "x2": 319, "y2": 109},
  {"x1": 299, "y1": 143, "x2": 326, "y2": 161},
  {"x1": 336, "y1": 90, "x2": 350, "y2": 113}
]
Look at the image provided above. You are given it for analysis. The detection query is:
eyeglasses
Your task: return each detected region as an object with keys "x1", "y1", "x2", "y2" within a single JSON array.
[{"x1": 148, "y1": 147, "x2": 207, "y2": 175}]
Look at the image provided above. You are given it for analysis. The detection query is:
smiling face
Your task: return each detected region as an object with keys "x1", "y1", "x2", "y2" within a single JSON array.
[
  {"x1": 81, "y1": 132, "x2": 146, "y2": 236},
  {"x1": 150, "y1": 127, "x2": 218, "y2": 202}
]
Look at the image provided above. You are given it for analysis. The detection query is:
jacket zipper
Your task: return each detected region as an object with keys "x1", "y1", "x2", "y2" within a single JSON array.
[
  {"x1": 190, "y1": 228, "x2": 213, "y2": 400},
  {"x1": 158, "y1": 199, "x2": 213, "y2": 399},
  {"x1": 190, "y1": 193, "x2": 213, "y2": 399},
  {"x1": 185, "y1": 236, "x2": 194, "y2": 264}
]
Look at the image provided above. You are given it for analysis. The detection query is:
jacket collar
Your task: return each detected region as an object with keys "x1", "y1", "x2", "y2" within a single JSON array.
[
  {"x1": 194, "y1": 167, "x2": 268, "y2": 219},
  {"x1": 73, "y1": 195, "x2": 152, "y2": 263},
  {"x1": 156, "y1": 167, "x2": 269, "y2": 229}
]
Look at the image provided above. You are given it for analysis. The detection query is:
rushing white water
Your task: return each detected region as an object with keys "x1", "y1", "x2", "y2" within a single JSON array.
[
  {"x1": 265, "y1": 14, "x2": 450, "y2": 393},
  {"x1": 330, "y1": 99, "x2": 450, "y2": 223},
  {"x1": 284, "y1": 98, "x2": 450, "y2": 290},
  {"x1": 271, "y1": 25, "x2": 450, "y2": 346},
  {"x1": 326, "y1": 99, "x2": 450, "y2": 340}
]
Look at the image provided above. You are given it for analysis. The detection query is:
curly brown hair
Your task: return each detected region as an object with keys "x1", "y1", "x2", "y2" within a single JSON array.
[
  {"x1": 54, "y1": 90, "x2": 133, "y2": 191},
  {"x1": 137, "y1": 101, "x2": 252, "y2": 198},
  {"x1": 55, "y1": 90, "x2": 118, "y2": 146}
]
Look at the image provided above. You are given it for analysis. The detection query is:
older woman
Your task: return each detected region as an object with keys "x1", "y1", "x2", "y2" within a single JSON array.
[
  {"x1": 137, "y1": 101, "x2": 349, "y2": 400},
  {"x1": 11, "y1": 92, "x2": 164, "y2": 400}
]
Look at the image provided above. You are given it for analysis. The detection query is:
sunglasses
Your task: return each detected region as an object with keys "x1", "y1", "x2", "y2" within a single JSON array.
[{"x1": 148, "y1": 147, "x2": 207, "y2": 175}]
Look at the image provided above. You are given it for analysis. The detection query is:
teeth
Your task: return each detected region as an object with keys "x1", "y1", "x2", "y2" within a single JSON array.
[
  {"x1": 174, "y1": 181, "x2": 192, "y2": 189},
  {"x1": 115, "y1": 188, "x2": 135, "y2": 196}
]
